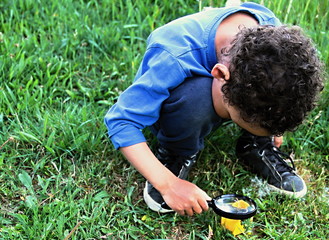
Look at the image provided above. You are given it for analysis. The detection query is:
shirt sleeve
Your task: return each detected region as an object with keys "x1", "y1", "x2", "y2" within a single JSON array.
[{"x1": 104, "y1": 47, "x2": 187, "y2": 149}]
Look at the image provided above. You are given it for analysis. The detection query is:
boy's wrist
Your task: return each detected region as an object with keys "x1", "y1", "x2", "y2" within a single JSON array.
[{"x1": 152, "y1": 173, "x2": 178, "y2": 195}]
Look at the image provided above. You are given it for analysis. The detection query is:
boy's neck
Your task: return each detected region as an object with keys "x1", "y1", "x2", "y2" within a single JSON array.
[{"x1": 215, "y1": 12, "x2": 259, "y2": 61}]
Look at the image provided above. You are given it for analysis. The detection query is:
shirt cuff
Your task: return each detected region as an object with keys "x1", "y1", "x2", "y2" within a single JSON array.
[{"x1": 109, "y1": 125, "x2": 147, "y2": 149}]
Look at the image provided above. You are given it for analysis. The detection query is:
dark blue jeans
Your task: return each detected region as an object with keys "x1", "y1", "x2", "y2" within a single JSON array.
[{"x1": 150, "y1": 76, "x2": 224, "y2": 156}]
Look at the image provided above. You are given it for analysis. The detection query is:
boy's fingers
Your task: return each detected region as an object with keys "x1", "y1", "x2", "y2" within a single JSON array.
[
  {"x1": 176, "y1": 210, "x2": 185, "y2": 216},
  {"x1": 193, "y1": 204, "x2": 203, "y2": 214},
  {"x1": 200, "y1": 191, "x2": 211, "y2": 211},
  {"x1": 185, "y1": 208, "x2": 194, "y2": 216},
  {"x1": 199, "y1": 199, "x2": 209, "y2": 212}
]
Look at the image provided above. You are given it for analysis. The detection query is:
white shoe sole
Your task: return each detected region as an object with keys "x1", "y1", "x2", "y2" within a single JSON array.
[{"x1": 143, "y1": 181, "x2": 174, "y2": 213}]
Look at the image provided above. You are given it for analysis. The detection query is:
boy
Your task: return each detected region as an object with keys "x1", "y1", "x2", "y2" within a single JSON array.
[{"x1": 104, "y1": 2, "x2": 323, "y2": 216}]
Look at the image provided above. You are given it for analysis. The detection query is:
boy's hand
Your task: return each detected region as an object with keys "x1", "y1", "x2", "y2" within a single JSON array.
[
  {"x1": 273, "y1": 136, "x2": 283, "y2": 148},
  {"x1": 120, "y1": 143, "x2": 211, "y2": 216},
  {"x1": 160, "y1": 177, "x2": 211, "y2": 216}
]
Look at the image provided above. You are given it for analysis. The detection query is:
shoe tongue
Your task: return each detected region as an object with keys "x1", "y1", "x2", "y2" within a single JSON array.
[
  {"x1": 276, "y1": 163, "x2": 292, "y2": 174},
  {"x1": 255, "y1": 136, "x2": 296, "y2": 175},
  {"x1": 265, "y1": 150, "x2": 293, "y2": 174}
]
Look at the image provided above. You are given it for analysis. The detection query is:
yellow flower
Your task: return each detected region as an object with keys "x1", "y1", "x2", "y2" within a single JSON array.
[
  {"x1": 221, "y1": 199, "x2": 250, "y2": 236},
  {"x1": 232, "y1": 200, "x2": 250, "y2": 209},
  {"x1": 221, "y1": 217, "x2": 245, "y2": 236}
]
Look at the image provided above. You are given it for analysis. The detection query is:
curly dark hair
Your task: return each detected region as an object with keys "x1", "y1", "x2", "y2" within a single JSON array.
[{"x1": 221, "y1": 25, "x2": 324, "y2": 135}]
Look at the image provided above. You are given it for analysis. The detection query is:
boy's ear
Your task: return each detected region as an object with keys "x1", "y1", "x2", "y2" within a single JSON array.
[{"x1": 211, "y1": 63, "x2": 230, "y2": 81}]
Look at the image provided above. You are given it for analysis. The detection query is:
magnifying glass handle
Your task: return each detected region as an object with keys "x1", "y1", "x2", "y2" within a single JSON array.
[
  {"x1": 207, "y1": 199, "x2": 215, "y2": 209},
  {"x1": 160, "y1": 202, "x2": 171, "y2": 210}
]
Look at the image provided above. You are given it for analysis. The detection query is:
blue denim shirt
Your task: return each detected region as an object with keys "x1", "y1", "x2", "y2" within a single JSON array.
[{"x1": 105, "y1": 2, "x2": 281, "y2": 149}]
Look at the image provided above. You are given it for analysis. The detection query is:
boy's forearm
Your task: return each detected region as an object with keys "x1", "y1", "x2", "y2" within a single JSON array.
[{"x1": 119, "y1": 142, "x2": 176, "y2": 192}]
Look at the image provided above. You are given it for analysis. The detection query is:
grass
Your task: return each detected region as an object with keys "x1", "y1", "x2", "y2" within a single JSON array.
[{"x1": 0, "y1": 0, "x2": 328, "y2": 239}]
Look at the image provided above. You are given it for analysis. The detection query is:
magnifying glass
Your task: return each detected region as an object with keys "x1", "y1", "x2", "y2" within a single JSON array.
[{"x1": 207, "y1": 194, "x2": 257, "y2": 220}]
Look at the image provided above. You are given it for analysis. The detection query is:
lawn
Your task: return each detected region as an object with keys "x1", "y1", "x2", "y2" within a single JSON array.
[{"x1": 0, "y1": 0, "x2": 328, "y2": 239}]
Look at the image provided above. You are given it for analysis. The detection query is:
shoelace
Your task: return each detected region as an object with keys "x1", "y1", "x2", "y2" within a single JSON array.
[{"x1": 258, "y1": 141, "x2": 296, "y2": 174}]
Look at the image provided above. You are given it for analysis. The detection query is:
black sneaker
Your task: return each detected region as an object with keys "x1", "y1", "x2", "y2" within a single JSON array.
[
  {"x1": 143, "y1": 146, "x2": 197, "y2": 213},
  {"x1": 236, "y1": 132, "x2": 307, "y2": 198}
]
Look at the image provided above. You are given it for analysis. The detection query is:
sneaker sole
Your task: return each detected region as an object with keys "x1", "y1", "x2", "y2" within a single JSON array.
[{"x1": 143, "y1": 181, "x2": 174, "y2": 213}]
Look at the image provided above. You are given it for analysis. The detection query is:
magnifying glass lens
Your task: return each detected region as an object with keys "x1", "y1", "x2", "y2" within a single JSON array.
[
  {"x1": 214, "y1": 196, "x2": 256, "y2": 214},
  {"x1": 208, "y1": 194, "x2": 257, "y2": 219}
]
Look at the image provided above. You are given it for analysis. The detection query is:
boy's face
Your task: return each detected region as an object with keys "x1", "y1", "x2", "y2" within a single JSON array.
[{"x1": 226, "y1": 105, "x2": 271, "y2": 136}]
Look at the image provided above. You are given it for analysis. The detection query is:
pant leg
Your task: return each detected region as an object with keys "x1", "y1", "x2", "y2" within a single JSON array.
[{"x1": 149, "y1": 76, "x2": 224, "y2": 156}]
